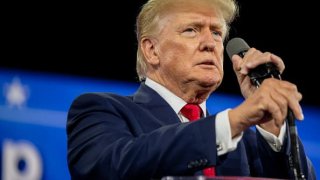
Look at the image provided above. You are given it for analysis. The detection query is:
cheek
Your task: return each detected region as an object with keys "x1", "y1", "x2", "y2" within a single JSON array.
[
  {"x1": 216, "y1": 52, "x2": 224, "y2": 71},
  {"x1": 160, "y1": 41, "x2": 192, "y2": 68},
  {"x1": 163, "y1": 52, "x2": 190, "y2": 76}
]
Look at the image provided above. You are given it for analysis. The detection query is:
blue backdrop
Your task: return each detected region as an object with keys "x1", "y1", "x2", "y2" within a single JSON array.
[{"x1": 0, "y1": 68, "x2": 318, "y2": 179}]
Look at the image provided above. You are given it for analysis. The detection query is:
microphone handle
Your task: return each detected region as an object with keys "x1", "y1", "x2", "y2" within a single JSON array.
[{"x1": 287, "y1": 109, "x2": 306, "y2": 180}]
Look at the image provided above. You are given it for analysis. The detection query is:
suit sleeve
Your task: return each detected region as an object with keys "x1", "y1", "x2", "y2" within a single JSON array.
[
  {"x1": 66, "y1": 93, "x2": 218, "y2": 180},
  {"x1": 256, "y1": 125, "x2": 316, "y2": 179}
]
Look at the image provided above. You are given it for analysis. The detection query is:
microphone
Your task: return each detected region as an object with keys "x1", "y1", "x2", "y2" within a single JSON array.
[
  {"x1": 226, "y1": 37, "x2": 281, "y2": 86},
  {"x1": 226, "y1": 37, "x2": 306, "y2": 180}
]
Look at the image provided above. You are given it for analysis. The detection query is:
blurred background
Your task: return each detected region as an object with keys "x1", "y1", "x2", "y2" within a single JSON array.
[{"x1": 1, "y1": 0, "x2": 319, "y2": 179}]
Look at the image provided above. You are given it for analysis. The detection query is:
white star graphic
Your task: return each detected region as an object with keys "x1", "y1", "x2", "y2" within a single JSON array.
[{"x1": 3, "y1": 77, "x2": 29, "y2": 108}]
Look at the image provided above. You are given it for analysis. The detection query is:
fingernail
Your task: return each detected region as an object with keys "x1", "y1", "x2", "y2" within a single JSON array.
[{"x1": 300, "y1": 107, "x2": 304, "y2": 120}]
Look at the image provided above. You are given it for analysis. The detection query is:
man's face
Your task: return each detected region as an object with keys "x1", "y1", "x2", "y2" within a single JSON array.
[{"x1": 153, "y1": 5, "x2": 225, "y2": 96}]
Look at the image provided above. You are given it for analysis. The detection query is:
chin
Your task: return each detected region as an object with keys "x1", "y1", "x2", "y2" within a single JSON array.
[{"x1": 200, "y1": 76, "x2": 221, "y2": 88}]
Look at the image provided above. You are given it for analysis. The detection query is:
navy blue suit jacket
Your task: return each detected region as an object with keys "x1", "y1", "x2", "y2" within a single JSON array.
[{"x1": 67, "y1": 83, "x2": 315, "y2": 180}]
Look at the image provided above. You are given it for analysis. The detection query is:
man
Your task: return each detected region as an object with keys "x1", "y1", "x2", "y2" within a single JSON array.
[{"x1": 67, "y1": 0, "x2": 316, "y2": 179}]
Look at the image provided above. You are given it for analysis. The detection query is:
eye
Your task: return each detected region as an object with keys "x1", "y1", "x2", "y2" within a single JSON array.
[
  {"x1": 184, "y1": 28, "x2": 195, "y2": 32},
  {"x1": 212, "y1": 30, "x2": 223, "y2": 41},
  {"x1": 212, "y1": 31, "x2": 222, "y2": 37},
  {"x1": 182, "y1": 27, "x2": 197, "y2": 37}
]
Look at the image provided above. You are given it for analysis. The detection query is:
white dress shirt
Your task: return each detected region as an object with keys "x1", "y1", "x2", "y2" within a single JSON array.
[{"x1": 145, "y1": 78, "x2": 286, "y2": 155}]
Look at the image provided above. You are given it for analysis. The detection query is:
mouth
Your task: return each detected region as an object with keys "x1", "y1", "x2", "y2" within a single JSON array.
[{"x1": 197, "y1": 60, "x2": 215, "y2": 67}]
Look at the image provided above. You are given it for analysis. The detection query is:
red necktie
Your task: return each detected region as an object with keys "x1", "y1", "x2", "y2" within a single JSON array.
[{"x1": 180, "y1": 104, "x2": 216, "y2": 177}]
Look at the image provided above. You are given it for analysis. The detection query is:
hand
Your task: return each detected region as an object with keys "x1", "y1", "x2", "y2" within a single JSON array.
[
  {"x1": 230, "y1": 48, "x2": 285, "y2": 98},
  {"x1": 228, "y1": 48, "x2": 303, "y2": 137},
  {"x1": 229, "y1": 78, "x2": 303, "y2": 137}
]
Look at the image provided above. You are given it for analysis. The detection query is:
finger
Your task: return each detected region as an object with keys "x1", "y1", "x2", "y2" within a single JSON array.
[
  {"x1": 243, "y1": 47, "x2": 258, "y2": 57},
  {"x1": 270, "y1": 89, "x2": 287, "y2": 120},
  {"x1": 231, "y1": 54, "x2": 243, "y2": 72},
  {"x1": 270, "y1": 53, "x2": 285, "y2": 74},
  {"x1": 240, "y1": 48, "x2": 262, "y2": 75},
  {"x1": 276, "y1": 81, "x2": 304, "y2": 120},
  {"x1": 260, "y1": 79, "x2": 287, "y2": 127},
  {"x1": 243, "y1": 52, "x2": 274, "y2": 69},
  {"x1": 241, "y1": 52, "x2": 285, "y2": 75},
  {"x1": 266, "y1": 94, "x2": 287, "y2": 128},
  {"x1": 288, "y1": 95, "x2": 304, "y2": 121}
]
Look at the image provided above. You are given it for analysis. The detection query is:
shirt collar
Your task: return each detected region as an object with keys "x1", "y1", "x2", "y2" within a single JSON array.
[{"x1": 145, "y1": 78, "x2": 206, "y2": 116}]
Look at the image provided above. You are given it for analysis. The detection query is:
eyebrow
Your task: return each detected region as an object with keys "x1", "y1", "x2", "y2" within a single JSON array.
[{"x1": 180, "y1": 20, "x2": 224, "y2": 31}]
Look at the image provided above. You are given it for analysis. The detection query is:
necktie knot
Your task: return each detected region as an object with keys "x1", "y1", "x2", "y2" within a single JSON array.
[{"x1": 180, "y1": 104, "x2": 202, "y2": 121}]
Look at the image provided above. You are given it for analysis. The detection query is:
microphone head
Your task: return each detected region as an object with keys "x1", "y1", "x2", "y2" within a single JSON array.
[{"x1": 226, "y1": 37, "x2": 250, "y2": 59}]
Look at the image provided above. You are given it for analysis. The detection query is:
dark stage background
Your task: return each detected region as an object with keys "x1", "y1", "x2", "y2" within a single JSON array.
[{"x1": 3, "y1": 0, "x2": 319, "y2": 106}]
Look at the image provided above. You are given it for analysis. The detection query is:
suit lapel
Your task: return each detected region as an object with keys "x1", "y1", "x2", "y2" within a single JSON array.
[{"x1": 132, "y1": 83, "x2": 180, "y2": 125}]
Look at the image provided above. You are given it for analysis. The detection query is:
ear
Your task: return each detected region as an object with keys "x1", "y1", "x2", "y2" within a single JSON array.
[{"x1": 140, "y1": 37, "x2": 160, "y2": 65}]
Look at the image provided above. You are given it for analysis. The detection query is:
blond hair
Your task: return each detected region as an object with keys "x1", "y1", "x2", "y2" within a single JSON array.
[{"x1": 136, "y1": 0, "x2": 238, "y2": 81}]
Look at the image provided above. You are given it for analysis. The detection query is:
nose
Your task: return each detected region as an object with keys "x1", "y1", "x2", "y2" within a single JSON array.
[{"x1": 199, "y1": 29, "x2": 216, "y2": 52}]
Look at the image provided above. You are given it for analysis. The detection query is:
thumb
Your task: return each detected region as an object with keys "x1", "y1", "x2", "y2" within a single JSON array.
[{"x1": 231, "y1": 54, "x2": 243, "y2": 72}]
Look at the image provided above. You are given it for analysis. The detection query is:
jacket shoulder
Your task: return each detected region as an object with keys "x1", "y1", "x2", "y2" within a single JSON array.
[{"x1": 71, "y1": 92, "x2": 133, "y2": 105}]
